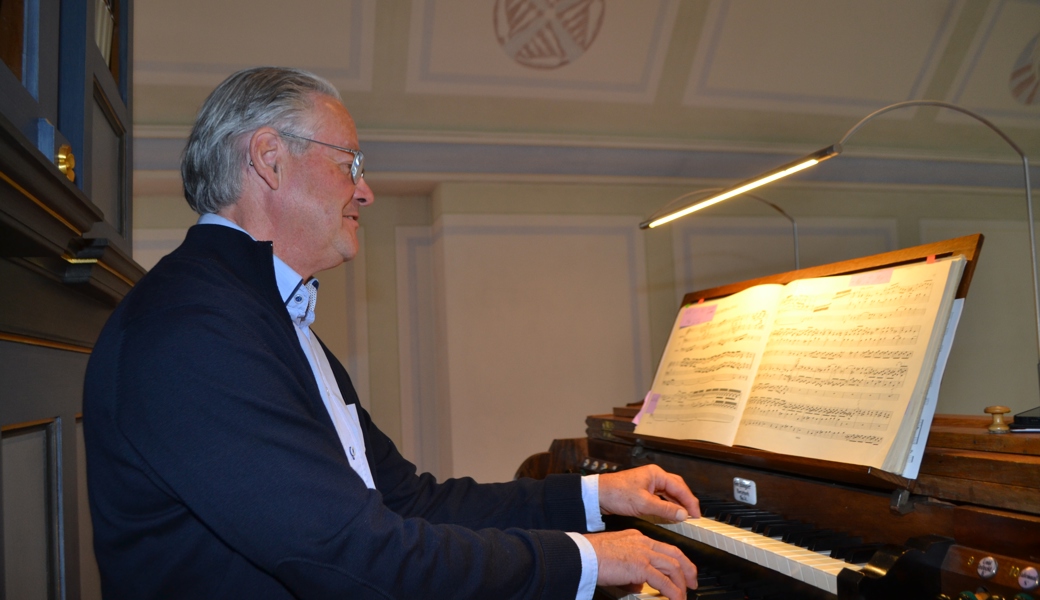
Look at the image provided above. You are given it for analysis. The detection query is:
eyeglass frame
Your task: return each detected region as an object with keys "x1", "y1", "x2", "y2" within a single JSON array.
[{"x1": 278, "y1": 131, "x2": 365, "y2": 184}]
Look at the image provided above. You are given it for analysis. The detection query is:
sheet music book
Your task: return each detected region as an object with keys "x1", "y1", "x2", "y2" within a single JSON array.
[{"x1": 633, "y1": 256, "x2": 967, "y2": 476}]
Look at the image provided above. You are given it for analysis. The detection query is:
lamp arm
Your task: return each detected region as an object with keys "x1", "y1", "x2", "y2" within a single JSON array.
[
  {"x1": 838, "y1": 100, "x2": 1027, "y2": 156},
  {"x1": 647, "y1": 187, "x2": 801, "y2": 270},
  {"x1": 841, "y1": 100, "x2": 1039, "y2": 384},
  {"x1": 744, "y1": 192, "x2": 801, "y2": 270}
]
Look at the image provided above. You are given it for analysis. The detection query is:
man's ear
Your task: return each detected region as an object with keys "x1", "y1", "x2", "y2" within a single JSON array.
[{"x1": 248, "y1": 128, "x2": 283, "y2": 190}]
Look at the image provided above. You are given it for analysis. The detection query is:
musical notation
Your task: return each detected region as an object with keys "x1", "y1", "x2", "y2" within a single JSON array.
[
  {"x1": 742, "y1": 398, "x2": 892, "y2": 431},
  {"x1": 777, "y1": 279, "x2": 935, "y2": 314},
  {"x1": 768, "y1": 325, "x2": 921, "y2": 348},
  {"x1": 755, "y1": 362, "x2": 908, "y2": 390},
  {"x1": 761, "y1": 348, "x2": 915, "y2": 361},
  {"x1": 672, "y1": 310, "x2": 771, "y2": 352},
  {"x1": 661, "y1": 374, "x2": 748, "y2": 386},
  {"x1": 649, "y1": 388, "x2": 742, "y2": 424},
  {"x1": 750, "y1": 381, "x2": 902, "y2": 400},
  {"x1": 663, "y1": 351, "x2": 757, "y2": 380},
  {"x1": 675, "y1": 333, "x2": 762, "y2": 352},
  {"x1": 740, "y1": 420, "x2": 884, "y2": 445},
  {"x1": 772, "y1": 305, "x2": 927, "y2": 327}
]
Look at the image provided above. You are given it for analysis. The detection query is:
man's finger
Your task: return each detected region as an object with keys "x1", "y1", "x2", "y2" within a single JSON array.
[
  {"x1": 651, "y1": 539, "x2": 698, "y2": 586},
  {"x1": 651, "y1": 471, "x2": 701, "y2": 518},
  {"x1": 642, "y1": 565, "x2": 686, "y2": 600},
  {"x1": 642, "y1": 493, "x2": 693, "y2": 522}
]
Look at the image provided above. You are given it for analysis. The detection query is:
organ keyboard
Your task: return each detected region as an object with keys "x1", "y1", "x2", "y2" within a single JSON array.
[
  {"x1": 519, "y1": 410, "x2": 1040, "y2": 600},
  {"x1": 656, "y1": 515, "x2": 854, "y2": 594}
]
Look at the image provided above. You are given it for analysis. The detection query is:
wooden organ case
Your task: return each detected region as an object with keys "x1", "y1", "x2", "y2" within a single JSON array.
[{"x1": 520, "y1": 235, "x2": 1040, "y2": 600}]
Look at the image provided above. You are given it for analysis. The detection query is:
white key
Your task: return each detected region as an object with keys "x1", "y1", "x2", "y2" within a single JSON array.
[{"x1": 655, "y1": 517, "x2": 857, "y2": 595}]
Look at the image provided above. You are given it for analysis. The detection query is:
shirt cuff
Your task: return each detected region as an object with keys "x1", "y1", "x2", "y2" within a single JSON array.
[
  {"x1": 565, "y1": 532, "x2": 598, "y2": 600},
  {"x1": 580, "y1": 474, "x2": 605, "y2": 532}
]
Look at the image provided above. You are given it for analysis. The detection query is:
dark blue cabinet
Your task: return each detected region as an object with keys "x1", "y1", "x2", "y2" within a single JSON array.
[{"x1": 1, "y1": 1, "x2": 140, "y2": 598}]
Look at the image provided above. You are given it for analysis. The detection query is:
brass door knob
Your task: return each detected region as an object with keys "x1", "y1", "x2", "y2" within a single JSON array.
[{"x1": 57, "y1": 144, "x2": 76, "y2": 183}]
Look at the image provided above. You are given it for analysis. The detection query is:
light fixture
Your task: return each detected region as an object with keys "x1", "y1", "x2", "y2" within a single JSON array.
[
  {"x1": 642, "y1": 100, "x2": 1039, "y2": 393},
  {"x1": 647, "y1": 188, "x2": 801, "y2": 270},
  {"x1": 640, "y1": 145, "x2": 840, "y2": 230}
]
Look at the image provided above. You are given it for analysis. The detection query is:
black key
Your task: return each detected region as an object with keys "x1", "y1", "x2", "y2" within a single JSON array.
[
  {"x1": 786, "y1": 528, "x2": 837, "y2": 546},
  {"x1": 719, "y1": 509, "x2": 768, "y2": 523},
  {"x1": 809, "y1": 535, "x2": 862, "y2": 553},
  {"x1": 761, "y1": 521, "x2": 811, "y2": 537},
  {"x1": 763, "y1": 522, "x2": 813, "y2": 538},
  {"x1": 732, "y1": 513, "x2": 783, "y2": 528},
  {"x1": 840, "y1": 543, "x2": 886, "y2": 564},
  {"x1": 701, "y1": 502, "x2": 749, "y2": 518},
  {"x1": 692, "y1": 589, "x2": 744, "y2": 600},
  {"x1": 751, "y1": 518, "x2": 793, "y2": 534}
]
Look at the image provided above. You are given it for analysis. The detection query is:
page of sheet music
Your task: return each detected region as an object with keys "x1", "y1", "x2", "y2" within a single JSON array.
[
  {"x1": 635, "y1": 284, "x2": 784, "y2": 445},
  {"x1": 732, "y1": 258, "x2": 963, "y2": 469}
]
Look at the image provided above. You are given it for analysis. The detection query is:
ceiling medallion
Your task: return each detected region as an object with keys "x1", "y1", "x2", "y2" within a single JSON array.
[
  {"x1": 493, "y1": 0, "x2": 605, "y2": 70},
  {"x1": 1009, "y1": 32, "x2": 1039, "y2": 105}
]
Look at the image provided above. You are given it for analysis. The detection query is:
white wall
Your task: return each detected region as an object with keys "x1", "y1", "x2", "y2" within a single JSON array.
[{"x1": 135, "y1": 178, "x2": 1040, "y2": 483}]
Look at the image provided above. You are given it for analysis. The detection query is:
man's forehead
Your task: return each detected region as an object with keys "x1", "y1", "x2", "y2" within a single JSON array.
[{"x1": 308, "y1": 94, "x2": 357, "y2": 137}]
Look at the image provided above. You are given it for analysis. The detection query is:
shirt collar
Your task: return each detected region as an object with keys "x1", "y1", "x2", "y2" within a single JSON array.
[{"x1": 198, "y1": 213, "x2": 318, "y2": 325}]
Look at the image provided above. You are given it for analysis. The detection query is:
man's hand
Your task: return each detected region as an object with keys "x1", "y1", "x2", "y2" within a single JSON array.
[
  {"x1": 585, "y1": 529, "x2": 697, "y2": 600},
  {"x1": 598, "y1": 465, "x2": 701, "y2": 522}
]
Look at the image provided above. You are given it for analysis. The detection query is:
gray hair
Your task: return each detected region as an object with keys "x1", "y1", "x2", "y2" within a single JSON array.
[{"x1": 181, "y1": 66, "x2": 341, "y2": 214}]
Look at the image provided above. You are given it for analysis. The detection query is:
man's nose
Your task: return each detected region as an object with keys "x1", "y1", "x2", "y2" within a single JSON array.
[{"x1": 354, "y1": 176, "x2": 374, "y2": 206}]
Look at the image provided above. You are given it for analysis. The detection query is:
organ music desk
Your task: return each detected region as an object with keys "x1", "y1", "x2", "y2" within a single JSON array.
[{"x1": 518, "y1": 235, "x2": 1040, "y2": 600}]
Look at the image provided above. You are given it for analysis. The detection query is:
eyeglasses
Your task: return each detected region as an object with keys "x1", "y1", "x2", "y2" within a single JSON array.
[{"x1": 279, "y1": 131, "x2": 365, "y2": 184}]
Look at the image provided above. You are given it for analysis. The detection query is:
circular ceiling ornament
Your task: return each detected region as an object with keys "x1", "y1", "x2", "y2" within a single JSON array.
[
  {"x1": 1009, "y1": 32, "x2": 1039, "y2": 105},
  {"x1": 493, "y1": 0, "x2": 605, "y2": 70}
]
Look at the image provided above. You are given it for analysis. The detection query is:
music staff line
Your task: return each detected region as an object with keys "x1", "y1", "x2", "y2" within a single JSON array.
[
  {"x1": 749, "y1": 383, "x2": 901, "y2": 401},
  {"x1": 772, "y1": 305, "x2": 927, "y2": 328},
  {"x1": 768, "y1": 324, "x2": 921, "y2": 348},
  {"x1": 761, "y1": 348, "x2": 915, "y2": 361},
  {"x1": 777, "y1": 279, "x2": 936, "y2": 314},
  {"x1": 755, "y1": 363, "x2": 909, "y2": 379},
  {"x1": 675, "y1": 311, "x2": 770, "y2": 344},
  {"x1": 660, "y1": 374, "x2": 749, "y2": 387},
  {"x1": 742, "y1": 398, "x2": 892, "y2": 431},
  {"x1": 741, "y1": 419, "x2": 884, "y2": 445}
]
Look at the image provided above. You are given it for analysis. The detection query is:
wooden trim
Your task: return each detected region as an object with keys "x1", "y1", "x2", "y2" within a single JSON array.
[
  {"x1": 588, "y1": 413, "x2": 912, "y2": 491},
  {"x1": 96, "y1": 256, "x2": 135, "y2": 286},
  {"x1": 0, "y1": 169, "x2": 82, "y2": 235},
  {"x1": 682, "y1": 233, "x2": 984, "y2": 304},
  {"x1": 1, "y1": 418, "x2": 56, "y2": 433},
  {"x1": 0, "y1": 332, "x2": 92, "y2": 354}
]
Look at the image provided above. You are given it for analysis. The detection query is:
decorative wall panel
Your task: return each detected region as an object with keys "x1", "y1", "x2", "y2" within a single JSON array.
[
  {"x1": 434, "y1": 214, "x2": 651, "y2": 482},
  {"x1": 406, "y1": 0, "x2": 678, "y2": 102},
  {"x1": 135, "y1": 0, "x2": 375, "y2": 90},
  {"x1": 682, "y1": 0, "x2": 962, "y2": 115}
]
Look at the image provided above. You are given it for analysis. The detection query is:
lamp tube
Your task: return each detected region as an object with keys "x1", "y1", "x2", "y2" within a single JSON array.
[{"x1": 640, "y1": 144, "x2": 841, "y2": 229}]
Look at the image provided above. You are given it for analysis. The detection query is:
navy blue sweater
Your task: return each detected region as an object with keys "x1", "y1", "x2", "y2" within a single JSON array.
[{"x1": 84, "y1": 224, "x2": 586, "y2": 599}]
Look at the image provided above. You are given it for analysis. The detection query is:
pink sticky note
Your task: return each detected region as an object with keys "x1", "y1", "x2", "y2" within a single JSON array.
[
  {"x1": 680, "y1": 304, "x2": 716, "y2": 328},
  {"x1": 850, "y1": 268, "x2": 893, "y2": 287},
  {"x1": 632, "y1": 392, "x2": 661, "y2": 425}
]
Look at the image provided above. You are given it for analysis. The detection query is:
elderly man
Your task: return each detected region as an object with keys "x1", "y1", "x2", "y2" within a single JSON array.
[{"x1": 84, "y1": 67, "x2": 700, "y2": 599}]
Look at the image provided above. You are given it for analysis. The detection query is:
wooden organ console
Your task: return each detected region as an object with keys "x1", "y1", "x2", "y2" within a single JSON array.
[
  {"x1": 517, "y1": 235, "x2": 1040, "y2": 600},
  {"x1": 520, "y1": 411, "x2": 1040, "y2": 600}
]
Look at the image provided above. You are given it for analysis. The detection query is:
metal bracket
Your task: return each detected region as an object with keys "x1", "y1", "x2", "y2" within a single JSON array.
[{"x1": 890, "y1": 488, "x2": 916, "y2": 515}]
